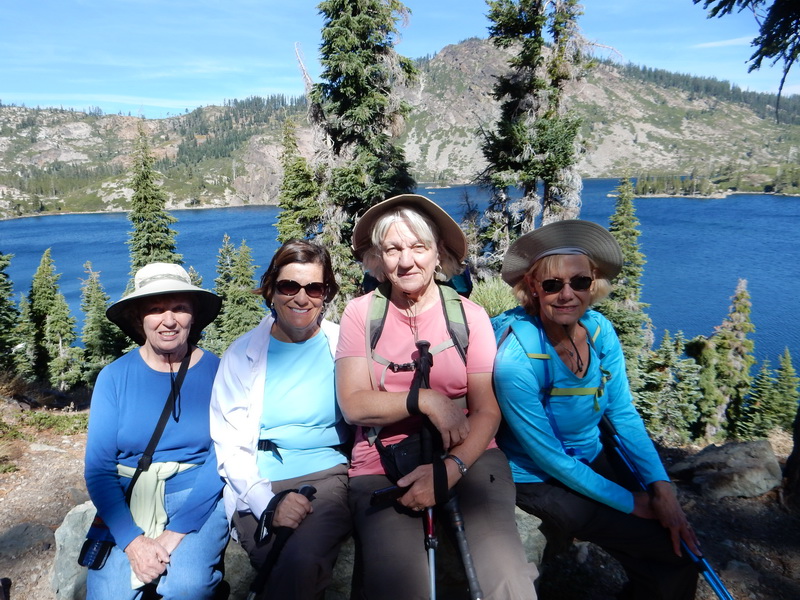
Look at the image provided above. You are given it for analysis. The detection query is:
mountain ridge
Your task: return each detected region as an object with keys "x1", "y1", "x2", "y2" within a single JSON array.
[{"x1": 1, "y1": 37, "x2": 798, "y2": 220}]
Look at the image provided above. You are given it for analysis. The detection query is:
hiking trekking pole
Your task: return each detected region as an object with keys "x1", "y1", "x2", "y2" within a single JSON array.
[
  {"x1": 415, "y1": 340, "x2": 439, "y2": 600},
  {"x1": 599, "y1": 415, "x2": 734, "y2": 600},
  {"x1": 443, "y1": 494, "x2": 483, "y2": 600},
  {"x1": 246, "y1": 485, "x2": 317, "y2": 600}
]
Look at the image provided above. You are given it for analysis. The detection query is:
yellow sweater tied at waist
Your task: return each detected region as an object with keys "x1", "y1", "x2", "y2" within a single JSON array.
[{"x1": 117, "y1": 461, "x2": 196, "y2": 589}]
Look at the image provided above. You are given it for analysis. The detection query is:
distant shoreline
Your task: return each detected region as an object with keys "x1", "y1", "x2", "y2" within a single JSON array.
[{"x1": 2, "y1": 189, "x2": 797, "y2": 223}]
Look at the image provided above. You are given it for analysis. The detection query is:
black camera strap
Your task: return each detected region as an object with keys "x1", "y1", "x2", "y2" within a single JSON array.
[{"x1": 124, "y1": 350, "x2": 192, "y2": 503}]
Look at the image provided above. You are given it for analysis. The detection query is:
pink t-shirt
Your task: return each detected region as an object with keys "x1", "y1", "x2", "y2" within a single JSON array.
[{"x1": 336, "y1": 290, "x2": 498, "y2": 476}]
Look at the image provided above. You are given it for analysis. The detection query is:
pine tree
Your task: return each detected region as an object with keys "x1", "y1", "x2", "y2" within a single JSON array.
[
  {"x1": 480, "y1": 0, "x2": 585, "y2": 263},
  {"x1": 44, "y1": 292, "x2": 82, "y2": 391},
  {"x1": 735, "y1": 359, "x2": 776, "y2": 439},
  {"x1": 774, "y1": 348, "x2": 800, "y2": 431},
  {"x1": 205, "y1": 238, "x2": 263, "y2": 355},
  {"x1": 687, "y1": 279, "x2": 756, "y2": 440},
  {"x1": 80, "y1": 262, "x2": 127, "y2": 385},
  {"x1": 219, "y1": 241, "x2": 263, "y2": 347},
  {"x1": 127, "y1": 123, "x2": 182, "y2": 287},
  {"x1": 638, "y1": 331, "x2": 700, "y2": 444},
  {"x1": 27, "y1": 249, "x2": 62, "y2": 381},
  {"x1": 276, "y1": 119, "x2": 321, "y2": 243},
  {"x1": 595, "y1": 177, "x2": 653, "y2": 398},
  {"x1": 309, "y1": 0, "x2": 417, "y2": 304},
  {"x1": 685, "y1": 334, "x2": 728, "y2": 440},
  {"x1": 717, "y1": 279, "x2": 757, "y2": 438},
  {"x1": 0, "y1": 252, "x2": 19, "y2": 372},
  {"x1": 12, "y1": 296, "x2": 37, "y2": 381}
]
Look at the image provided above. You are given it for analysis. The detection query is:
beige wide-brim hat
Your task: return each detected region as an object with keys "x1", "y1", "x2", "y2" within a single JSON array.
[
  {"x1": 351, "y1": 194, "x2": 467, "y2": 262},
  {"x1": 501, "y1": 220, "x2": 623, "y2": 286},
  {"x1": 106, "y1": 262, "x2": 222, "y2": 345}
]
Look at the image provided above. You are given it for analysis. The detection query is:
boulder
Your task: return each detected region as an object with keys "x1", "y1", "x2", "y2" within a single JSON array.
[
  {"x1": 54, "y1": 503, "x2": 543, "y2": 599},
  {"x1": 668, "y1": 439, "x2": 782, "y2": 500}
]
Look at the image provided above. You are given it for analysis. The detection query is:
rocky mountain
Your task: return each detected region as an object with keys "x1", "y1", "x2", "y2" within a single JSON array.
[{"x1": 1, "y1": 37, "x2": 798, "y2": 220}]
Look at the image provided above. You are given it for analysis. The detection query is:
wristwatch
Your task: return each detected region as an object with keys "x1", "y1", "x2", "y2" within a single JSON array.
[{"x1": 445, "y1": 454, "x2": 468, "y2": 477}]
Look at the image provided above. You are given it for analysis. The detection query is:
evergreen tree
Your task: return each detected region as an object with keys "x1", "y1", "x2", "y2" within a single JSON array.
[
  {"x1": 774, "y1": 348, "x2": 800, "y2": 431},
  {"x1": 309, "y1": 0, "x2": 417, "y2": 304},
  {"x1": 27, "y1": 249, "x2": 61, "y2": 381},
  {"x1": 12, "y1": 296, "x2": 37, "y2": 381},
  {"x1": 685, "y1": 334, "x2": 728, "y2": 440},
  {"x1": 638, "y1": 331, "x2": 700, "y2": 444},
  {"x1": 687, "y1": 279, "x2": 756, "y2": 440},
  {"x1": 44, "y1": 292, "x2": 82, "y2": 391},
  {"x1": 205, "y1": 237, "x2": 263, "y2": 355},
  {"x1": 80, "y1": 262, "x2": 127, "y2": 385},
  {"x1": 717, "y1": 279, "x2": 757, "y2": 437},
  {"x1": 480, "y1": 0, "x2": 585, "y2": 267},
  {"x1": 127, "y1": 123, "x2": 182, "y2": 287},
  {"x1": 0, "y1": 252, "x2": 19, "y2": 372},
  {"x1": 595, "y1": 177, "x2": 653, "y2": 397},
  {"x1": 219, "y1": 241, "x2": 263, "y2": 347},
  {"x1": 735, "y1": 358, "x2": 776, "y2": 439},
  {"x1": 276, "y1": 119, "x2": 321, "y2": 243}
]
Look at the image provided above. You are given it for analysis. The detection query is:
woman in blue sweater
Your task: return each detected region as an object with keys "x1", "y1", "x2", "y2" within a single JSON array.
[
  {"x1": 493, "y1": 221, "x2": 700, "y2": 600},
  {"x1": 84, "y1": 263, "x2": 228, "y2": 600}
]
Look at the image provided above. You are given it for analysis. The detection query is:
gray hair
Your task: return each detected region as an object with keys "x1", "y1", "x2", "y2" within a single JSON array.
[{"x1": 361, "y1": 206, "x2": 464, "y2": 282}]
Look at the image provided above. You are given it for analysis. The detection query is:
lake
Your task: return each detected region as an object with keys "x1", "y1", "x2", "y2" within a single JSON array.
[{"x1": 1, "y1": 179, "x2": 798, "y2": 365}]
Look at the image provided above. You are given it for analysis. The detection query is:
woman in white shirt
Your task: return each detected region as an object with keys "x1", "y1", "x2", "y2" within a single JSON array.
[{"x1": 210, "y1": 239, "x2": 350, "y2": 599}]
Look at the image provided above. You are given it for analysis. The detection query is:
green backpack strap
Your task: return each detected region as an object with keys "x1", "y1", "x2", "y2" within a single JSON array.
[{"x1": 364, "y1": 282, "x2": 469, "y2": 444}]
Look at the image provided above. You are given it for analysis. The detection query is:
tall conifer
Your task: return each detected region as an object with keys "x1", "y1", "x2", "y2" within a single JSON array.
[
  {"x1": 276, "y1": 119, "x2": 320, "y2": 243},
  {"x1": 80, "y1": 262, "x2": 126, "y2": 385},
  {"x1": 774, "y1": 348, "x2": 800, "y2": 431},
  {"x1": 480, "y1": 0, "x2": 585, "y2": 268},
  {"x1": 127, "y1": 124, "x2": 182, "y2": 288},
  {"x1": 0, "y1": 252, "x2": 19, "y2": 372},
  {"x1": 596, "y1": 177, "x2": 653, "y2": 397},
  {"x1": 309, "y1": 0, "x2": 417, "y2": 304}
]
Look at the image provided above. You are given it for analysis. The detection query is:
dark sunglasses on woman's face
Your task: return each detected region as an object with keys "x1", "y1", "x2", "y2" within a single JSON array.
[
  {"x1": 539, "y1": 276, "x2": 594, "y2": 294},
  {"x1": 275, "y1": 279, "x2": 327, "y2": 299}
]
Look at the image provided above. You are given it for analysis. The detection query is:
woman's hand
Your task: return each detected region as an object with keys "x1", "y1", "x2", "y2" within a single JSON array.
[
  {"x1": 632, "y1": 481, "x2": 701, "y2": 557},
  {"x1": 124, "y1": 535, "x2": 170, "y2": 583},
  {"x1": 154, "y1": 529, "x2": 186, "y2": 556},
  {"x1": 649, "y1": 480, "x2": 701, "y2": 557},
  {"x1": 396, "y1": 459, "x2": 461, "y2": 509},
  {"x1": 272, "y1": 492, "x2": 314, "y2": 529},
  {"x1": 419, "y1": 389, "x2": 469, "y2": 450}
]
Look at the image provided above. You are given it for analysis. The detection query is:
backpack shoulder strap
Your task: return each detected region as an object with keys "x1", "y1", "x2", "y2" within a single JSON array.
[{"x1": 428, "y1": 283, "x2": 469, "y2": 363}]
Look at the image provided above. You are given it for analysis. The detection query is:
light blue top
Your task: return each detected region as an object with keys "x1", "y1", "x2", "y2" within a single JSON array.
[
  {"x1": 256, "y1": 331, "x2": 347, "y2": 481},
  {"x1": 84, "y1": 349, "x2": 223, "y2": 549},
  {"x1": 493, "y1": 309, "x2": 668, "y2": 514}
]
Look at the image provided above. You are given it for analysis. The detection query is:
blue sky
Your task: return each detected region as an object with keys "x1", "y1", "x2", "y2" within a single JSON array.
[{"x1": 1, "y1": 0, "x2": 796, "y2": 119}]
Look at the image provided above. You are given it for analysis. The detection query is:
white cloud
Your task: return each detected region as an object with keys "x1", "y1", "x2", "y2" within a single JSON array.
[{"x1": 693, "y1": 36, "x2": 752, "y2": 49}]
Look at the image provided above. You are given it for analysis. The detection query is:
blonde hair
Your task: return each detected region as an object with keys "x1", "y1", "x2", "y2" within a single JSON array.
[
  {"x1": 361, "y1": 207, "x2": 463, "y2": 282},
  {"x1": 514, "y1": 254, "x2": 613, "y2": 316}
]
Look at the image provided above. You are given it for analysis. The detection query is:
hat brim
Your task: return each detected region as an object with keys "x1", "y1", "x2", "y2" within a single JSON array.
[
  {"x1": 501, "y1": 220, "x2": 622, "y2": 286},
  {"x1": 351, "y1": 194, "x2": 467, "y2": 262},
  {"x1": 106, "y1": 287, "x2": 222, "y2": 346}
]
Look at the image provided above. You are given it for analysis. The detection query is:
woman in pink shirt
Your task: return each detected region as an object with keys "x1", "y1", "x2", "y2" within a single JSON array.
[{"x1": 336, "y1": 194, "x2": 535, "y2": 599}]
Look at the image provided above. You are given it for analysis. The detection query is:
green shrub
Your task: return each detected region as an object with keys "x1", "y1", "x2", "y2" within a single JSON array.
[
  {"x1": 21, "y1": 410, "x2": 88, "y2": 435},
  {"x1": 470, "y1": 277, "x2": 517, "y2": 317}
]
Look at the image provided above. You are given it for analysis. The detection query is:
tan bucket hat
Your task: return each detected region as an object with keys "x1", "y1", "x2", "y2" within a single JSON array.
[{"x1": 501, "y1": 220, "x2": 623, "y2": 286}]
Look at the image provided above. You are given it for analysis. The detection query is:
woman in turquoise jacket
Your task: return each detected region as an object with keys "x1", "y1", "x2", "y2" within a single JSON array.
[{"x1": 493, "y1": 220, "x2": 700, "y2": 600}]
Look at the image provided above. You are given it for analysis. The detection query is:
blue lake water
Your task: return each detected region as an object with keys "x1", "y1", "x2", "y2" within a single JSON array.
[{"x1": 1, "y1": 179, "x2": 798, "y2": 365}]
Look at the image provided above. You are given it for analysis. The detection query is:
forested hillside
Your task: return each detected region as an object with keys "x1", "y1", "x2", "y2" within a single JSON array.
[{"x1": 1, "y1": 37, "x2": 799, "y2": 220}]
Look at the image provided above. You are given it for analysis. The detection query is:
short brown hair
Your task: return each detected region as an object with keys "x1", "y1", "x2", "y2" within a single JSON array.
[{"x1": 255, "y1": 239, "x2": 339, "y2": 305}]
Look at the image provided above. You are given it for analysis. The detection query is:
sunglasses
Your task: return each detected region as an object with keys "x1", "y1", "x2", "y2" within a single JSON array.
[
  {"x1": 539, "y1": 276, "x2": 594, "y2": 294},
  {"x1": 275, "y1": 279, "x2": 327, "y2": 299}
]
